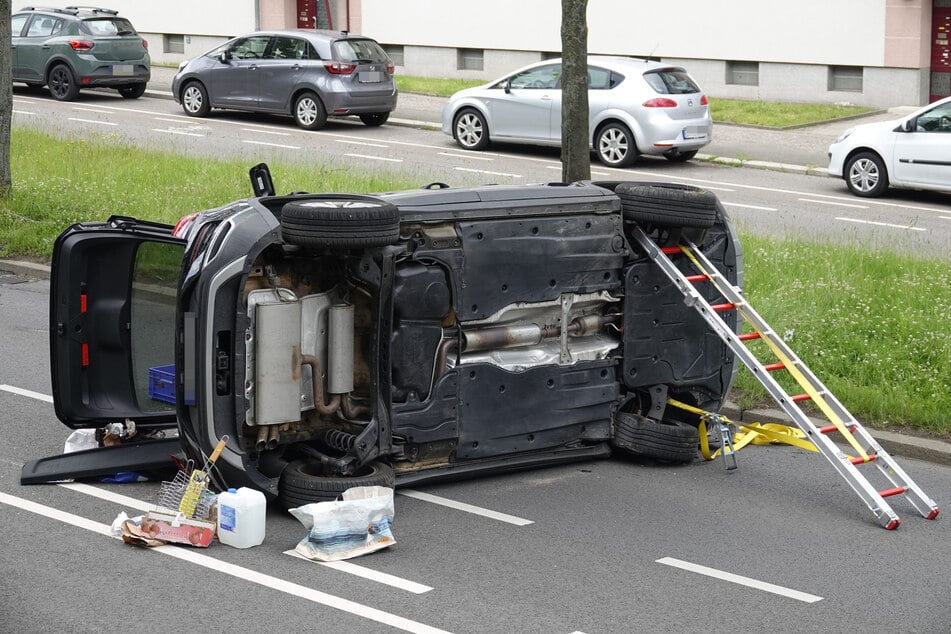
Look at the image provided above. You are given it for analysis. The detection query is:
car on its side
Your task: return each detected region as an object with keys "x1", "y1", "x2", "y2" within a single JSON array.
[
  {"x1": 11, "y1": 6, "x2": 150, "y2": 101},
  {"x1": 34, "y1": 167, "x2": 742, "y2": 509},
  {"x1": 827, "y1": 95, "x2": 951, "y2": 197},
  {"x1": 442, "y1": 56, "x2": 712, "y2": 168},
  {"x1": 171, "y1": 29, "x2": 398, "y2": 131}
]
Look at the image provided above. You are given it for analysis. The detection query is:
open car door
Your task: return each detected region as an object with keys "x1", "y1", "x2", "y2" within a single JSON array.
[{"x1": 22, "y1": 216, "x2": 186, "y2": 483}]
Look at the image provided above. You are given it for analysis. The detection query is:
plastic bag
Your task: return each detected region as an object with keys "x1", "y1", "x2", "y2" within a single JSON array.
[{"x1": 289, "y1": 486, "x2": 395, "y2": 562}]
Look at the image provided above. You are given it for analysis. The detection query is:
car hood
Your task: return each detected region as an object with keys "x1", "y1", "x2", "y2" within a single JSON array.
[{"x1": 836, "y1": 118, "x2": 903, "y2": 143}]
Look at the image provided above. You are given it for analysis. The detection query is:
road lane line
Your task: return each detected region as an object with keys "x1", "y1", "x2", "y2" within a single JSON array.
[
  {"x1": 244, "y1": 140, "x2": 302, "y2": 150},
  {"x1": 542, "y1": 165, "x2": 612, "y2": 178},
  {"x1": 398, "y1": 489, "x2": 533, "y2": 525},
  {"x1": 153, "y1": 128, "x2": 205, "y2": 137},
  {"x1": 336, "y1": 139, "x2": 389, "y2": 148},
  {"x1": 0, "y1": 384, "x2": 53, "y2": 403},
  {"x1": 284, "y1": 550, "x2": 434, "y2": 594},
  {"x1": 0, "y1": 491, "x2": 451, "y2": 634},
  {"x1": 453, "y1": 167, "x2": 522, "y2": 178},
  {"x1": 72, "y1": 107, "x2": 115, "y2": 114},
  {"x1": 242, "y1": 128, "x2": 292, "y2": 137},
  {"x1": 59, "y1": 482, "x2": 154, "y2": 511},
  {"x1": 723, "y1": 202, "x2": 777, "y2": 211},
  {"x1": 12, "y1": 109, "x2": 36, "y2": 116},
  {"x1": 835, "y1": 217, "x2": 926, "y2": 232},
  {"x1": 657, "y1": 557, "x2": 823, "y2": 603},
  {"x1": 153, "y1": 116, "x2": 187, "y2": 123},
  {"x1": 799, "y1": 197, "x2": 868, "y2": 209},
  {"x1": 345, "y1": 153, "x2": 403, "y2": 162},
  {"x1": 68, "y1": 117, "x2": 117, "y2": 126},
  {"x1": 438, "y1": 152, "x2": 494, "y2": 161}
]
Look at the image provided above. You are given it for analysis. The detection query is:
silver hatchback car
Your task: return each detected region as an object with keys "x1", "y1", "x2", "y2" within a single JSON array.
[
  {"x1": 172, "y1": 29, "x2": 397, "y2": 130},
  {"x1": 442, "y1": 56, "x2": 711, "y2": 167}
]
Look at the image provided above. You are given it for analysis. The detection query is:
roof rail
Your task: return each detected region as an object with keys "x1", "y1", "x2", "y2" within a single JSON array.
[
  {"x1": 64, "y1": 6, "x2": 120, "y2": 15},
  {"x1": 20, "y1": 7, "x2": 79, "y2": 15}
]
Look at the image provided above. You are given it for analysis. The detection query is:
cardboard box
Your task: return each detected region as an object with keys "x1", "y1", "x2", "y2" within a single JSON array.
[{"x1": 139, "y1": 510, "x2": 216, "y2": 547}]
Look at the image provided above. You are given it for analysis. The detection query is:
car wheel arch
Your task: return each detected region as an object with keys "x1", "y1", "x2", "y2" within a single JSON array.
[
  {"x1": 592, "y1": 117, "x2": 642, "y2": 152},
  {"x1": 452, "y1": 105, "x2": 491, "y2": 136},
  {"x1": 44, "y1": 56, "x2": 78, "y2": 82}
]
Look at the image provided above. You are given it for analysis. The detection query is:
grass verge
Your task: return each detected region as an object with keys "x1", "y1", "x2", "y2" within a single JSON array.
[{"x1": 2, "y1": 126, "x2": 947, "y2": 435}]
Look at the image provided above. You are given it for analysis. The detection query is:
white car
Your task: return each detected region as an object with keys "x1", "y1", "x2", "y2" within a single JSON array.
[
  {"x1": 441, "y1": 56, "x2": 711, "y2": 168},
  {"x1": 828, "y1": 95, "x2": 951, "y2": 197}
]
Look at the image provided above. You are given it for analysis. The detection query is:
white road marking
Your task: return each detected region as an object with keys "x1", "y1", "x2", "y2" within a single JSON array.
[
  {"x1": 836, "y1": 217, "x2": 926, "y2": 232},
  {"x1": 438, "y1": 151, "x2": 494, "y2": 161},
  {"x1": 12, "y1": 109, "x2": 36, "y2": 115},
  {"x1": 153, "y1": 116, "x2": 186, "y2": 124},
  {"x1": 58, "y1": 482, "x2": 154, "y2": 511},
  {"x1": 0, "y1": 384, "x2": 53, "y2": 403},
  {"x1": 284, "y1": 550, "x2": 433, "y2": 594},
  {"x1": 453, "y1": 167, "x2": 523, "y2": 178},
  {"x1": 0, "y1": 491, "x2": 451, "y2": 634},
  {"x1": 723, "y1": 202, "x2": 777, "y2": 211},
  {"x1": 398, "y1": 489, "x2": 533, "y2": 525},
  {"x1": 244, "y1": 140, "x2": 302, "y2": 150},
  {"x1": 68, "y1": 117, "x2": 117, "y2": 126},
  {"x1": 72, "y1": 107, "x2": 114, "y2": 114},
  {"x1": 336, "y1": 139, "x2": 389, "y2": 148},
  {"x1": 543, "y1": 165, "x2": 612, "y2": 178},
  {"x1": 657, "y1": 557, "x2": 823, "y2": 603},
  {"x1": 799, "y1": 197, "x2": 868, "y2": 209},
  {"x1": 940, "y1": 216, "x2": 951, "y2": 221},
  {"x1": 153, "y1": 128, "x2": 205, "y2": 137},
  {"x1": 242, "y1": 128, "x2": 292, "y2": 137},
  {"x1": 346, "y1": 153, "x2": 403, "y2": 163}
]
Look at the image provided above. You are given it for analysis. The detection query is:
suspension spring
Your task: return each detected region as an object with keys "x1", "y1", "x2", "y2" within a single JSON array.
[{"x1": 325, "y1": 429, "x2": 357, "y2": 452}]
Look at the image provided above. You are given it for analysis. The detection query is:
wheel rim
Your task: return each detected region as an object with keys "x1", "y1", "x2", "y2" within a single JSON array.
[
  {"x1": 297, "y1": 97, "x2": 318, "y2": 126},
  {"x1": 848, "y1": 158, "x2": 879, "y2": 193},
  {"x1": 456, "y1": 113, "x2": 483, "y2": 148},
  {"x1": 49, "y1": 68, "x2": 70, "y2": 99},
  {"x1": 183, "y1": 86, "x2": 203, "y2": 113},
  {"x1": 598, "y1": 127, "x2": 629, "y2": 164}
]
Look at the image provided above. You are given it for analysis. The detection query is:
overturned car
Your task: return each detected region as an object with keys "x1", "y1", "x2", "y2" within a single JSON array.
[{"x1": 34, "y1": 167, "x2": 742, "y2": 509}]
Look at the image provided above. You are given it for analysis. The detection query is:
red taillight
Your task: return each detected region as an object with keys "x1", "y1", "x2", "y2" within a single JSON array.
[
  {"x1": 69, "y1": 40, "x2": 95, "y2": 52},
  {"x1": 386, "y1": 60, "x2": 395, "y2": 74},
  {"x1": 142, "y1": 38, "x2": 149, "y2": 49},
  {"x1": 701, "y1": 95, "x2": 709, "y2": 105},
  {"x1": 642, "y1": 97, "x2": 678, "y2": 108},
  {"x1": 325, "y1": 61, "x2": 356, "y2": 75}
]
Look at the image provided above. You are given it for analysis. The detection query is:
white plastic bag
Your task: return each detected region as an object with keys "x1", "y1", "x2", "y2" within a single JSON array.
[{"x1": 289, "y1": 486, "x2": 395, "y2": 562}]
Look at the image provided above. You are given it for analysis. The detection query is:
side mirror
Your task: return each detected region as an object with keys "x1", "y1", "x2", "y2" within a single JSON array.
[
  {"x1": 503, "y1": 79, "x2": 511, "y2": 94},
  {"x1": 901, "y1": 119, "x2": 915, "y2": 133},
  {"x1": 218, "y1": 51, "x2": 231, "y2": 64}
]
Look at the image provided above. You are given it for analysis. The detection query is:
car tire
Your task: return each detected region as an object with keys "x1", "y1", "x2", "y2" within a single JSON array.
[
  {"x1": 664, "y1": 149, "x2": 698, "y2": 163},
  {"x1": 294, "y1": 92, "x2": 327, "y2": 131},
  {"x1": 844, "y1": 151, "x2": 889, "y2": 197},
  {"x1": 611, "y1": 412, "x2": 698, "y2": 463},
  {"x1": 181, "y1": 81, "x2": 210, "y2": 117},
  {"x1": 359, "y1": 112, "x2": 390, "y2": 127},
  {"x1": 595, "y1": 122, "x2": 638, "y2": 168},
  {"x1": 453, "y1": 109, "x2": 490, "y2": 151},
  {"x1": 615, "y1": 182, "x2": 718, "y2": 228},
  {"x1": 118, "y1": 83, "x2": 147, "y2": 99},
  {"x1": 48, "y1": 64, "x2": 79, "y2": 101},
  {"x1": 281, "y1": 197, "x2": 401, "y2": 249},
  {"x1": 278, "y1": 459, "x2": 395, "y2": 509}
]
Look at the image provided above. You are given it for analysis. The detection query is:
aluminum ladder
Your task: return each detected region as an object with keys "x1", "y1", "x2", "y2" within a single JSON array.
[{"x1": 630, "y1": 225, "x2": 940, "y2": 529}]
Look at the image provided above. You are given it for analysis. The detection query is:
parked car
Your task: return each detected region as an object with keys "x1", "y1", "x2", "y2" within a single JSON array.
[
  {"x1": 441, "y1": 57, "x2": 711, "y2": 167},
  {"x1": 33, "y1": 166, "x2": 743, "y2": 508},
  {"x1": 827, "y1": 95, "x2": 951, "y2": 197},
  {"x1": 171, "y1": 30, "x2": 398, "y2": 131},
  {"x1": 11, "y1": 6, "x2": 150, "y2": 101}
]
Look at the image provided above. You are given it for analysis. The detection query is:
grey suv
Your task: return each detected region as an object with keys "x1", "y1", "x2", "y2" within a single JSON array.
[
  {"x1": 11, "y1": 6, "x2": 151, "y2": 101},
  {"x1": 171, "y1": 30, "x2": 398, "y2": 130}
]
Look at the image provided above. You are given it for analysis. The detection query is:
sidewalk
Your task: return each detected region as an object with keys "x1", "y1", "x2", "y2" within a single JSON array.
[{"x1": 146, "y1": 65, "x2": 917, "y2": 175}]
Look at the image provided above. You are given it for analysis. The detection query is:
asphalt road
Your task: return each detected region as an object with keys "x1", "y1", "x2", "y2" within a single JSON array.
[{"x1": 2, "y1": 87, "x2": 951, "y2": 633}]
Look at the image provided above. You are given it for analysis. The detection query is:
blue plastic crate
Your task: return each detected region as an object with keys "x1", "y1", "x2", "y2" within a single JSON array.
[{"x1": 148, "y1": 364, "x2": 176, "y2": 404}]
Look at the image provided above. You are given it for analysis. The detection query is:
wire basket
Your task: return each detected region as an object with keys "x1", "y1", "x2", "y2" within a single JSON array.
[{"x1": 156, "y1": 460, "x2": 218, "y2": 521}]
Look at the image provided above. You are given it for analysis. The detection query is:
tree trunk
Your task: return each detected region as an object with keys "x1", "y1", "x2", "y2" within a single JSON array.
[
  {"x1": 0, "y1": 0, "x2": 12, "y2": 198},
  {"x1": 560, "y1": 0, "x2": 590, "y2": 183}
]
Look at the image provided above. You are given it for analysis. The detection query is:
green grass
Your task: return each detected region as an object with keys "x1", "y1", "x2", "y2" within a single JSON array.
[
  {"x1": 2, "y1": 125, "x2": 947, "y2": 436},
  {"x1": 396, "y1": 76, "x2": 485, "y2": 96},
  {"x1": 710, "y1": 98, "x2": 877, "y2": 127}
]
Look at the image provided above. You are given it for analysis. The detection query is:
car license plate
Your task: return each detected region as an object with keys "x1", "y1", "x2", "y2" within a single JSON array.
[
  {"x1": 112, "y1": 64, "x2": 133, "y2": 76},
  {"x1": 682, "y1": 126, "x2": 707, "y2": 140},
  {"x1": 358, "y1": 71, "x2": 382, "y2": 83}
]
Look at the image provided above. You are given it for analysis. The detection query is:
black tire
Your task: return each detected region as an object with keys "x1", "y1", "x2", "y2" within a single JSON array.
[
  {"x1": 359, "y1": 112, "x2": 390, "y2": 127},
  {"x1": 293, "y1": 91, "x2": 327, "y2": 131},
  {"x1": 664, "y1": 149, "x2": 698, "y2": 163},
  {"x1": 595, "y1": 121, "x2": 638, "y2": 167},
  {"x1": 181, "y1": 81, "x2": 210, "y2": 117},
  {"x1": 616, "y1": 182, "x2": 718, "y2": 228},
  {"x1": 281, "y1": 196, "x2": 401, "y2": 249},
  {"x1": 48, "y1": 64, "x2": 79, "y2": 101},
  {"x1": 279, "y1": 459, "x2": 395, "y2": 509},
  {"x1": 844, "y1": 151, "x2": 889, "y2": 197},
  {"x1": 118, "y1": 83, "x2": 147, "y2": 99},
  {"x1": 611, "y1": 412, "x2": 698, "y2": 463},
  {"x1": 453, "y1": 108, "x2": 490, "y2": 150}
]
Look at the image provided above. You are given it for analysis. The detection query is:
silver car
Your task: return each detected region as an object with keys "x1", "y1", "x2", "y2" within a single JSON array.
[
  {"x1": 442, "y1": 56, "x2": 711, "y2": 167},
  {"x1": 172, "y1": 29, "x2": 397, "y2": 130}
]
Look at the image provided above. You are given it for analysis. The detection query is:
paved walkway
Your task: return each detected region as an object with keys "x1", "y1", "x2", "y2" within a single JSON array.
[{"x1": 146, "y1": 65, "x2": 919, "y2": 176}]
